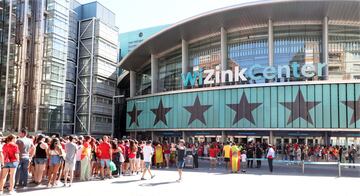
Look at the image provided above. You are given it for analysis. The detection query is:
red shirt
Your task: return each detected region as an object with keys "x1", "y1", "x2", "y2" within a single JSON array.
[
  {"x1": 209, "y1": 148, "x2": 217, "y2": 158},
  {"x1": 3, "y1": 143, "x2": 19, "y2": 163},
  {"x1": 128, "y1": 147, "x2": 137, "y2": 159},
  {"x1": 118, "y1": 144, "x2": 125, "y2": 155},
  {"x1": 98, "y1": 142, "x2": 111, "y2": 159}
]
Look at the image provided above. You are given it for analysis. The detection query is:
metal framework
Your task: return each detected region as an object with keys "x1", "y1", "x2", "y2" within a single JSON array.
[{"x1": 75, "y1": 18, "x2": 96, "y2": 135}]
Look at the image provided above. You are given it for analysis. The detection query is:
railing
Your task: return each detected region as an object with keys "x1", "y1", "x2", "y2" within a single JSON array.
[{"x1": 199, "y1": 156, "x2": 359, "y2": 177}]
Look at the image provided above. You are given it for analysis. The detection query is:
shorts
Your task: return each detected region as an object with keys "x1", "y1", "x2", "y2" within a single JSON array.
[
  {"x1": 100, "y1": 159, "x2": 110, "y2": 168},
  {"x1": 50, "y1": 155, "x2": 61, "y2": 166},
  {"x1": 177, "y1": 160, "x2": 185, "y2": 169},
  {"x1": 3, "y1": 162, "x2": 19, "y2": 169},
  {"x1": 144, "y1": 162, "x2": 151, "y2": 168},
  {"x1": 164, "y1": 154, "x2": 170, "y2": 160},
  {"x1": 64, "y1": 162, "x2": 76, "y2": 171},
  {"x1": 34, "y1": 158, "x2": 47, "y2": 165},
  {"x1": 129, "y1": 158, "x2": 135, "y2": 162},
  {"x1": 210, "y1": 157, "x2": 217, "y2": 161},
  {"x1": 224, "y1": 158, "x2": 230, "y2": 162}
]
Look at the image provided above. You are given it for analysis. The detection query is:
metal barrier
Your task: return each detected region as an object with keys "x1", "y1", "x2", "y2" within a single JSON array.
[{"x1": 200, "y1": 157, "x2": 359, "y2": 177}]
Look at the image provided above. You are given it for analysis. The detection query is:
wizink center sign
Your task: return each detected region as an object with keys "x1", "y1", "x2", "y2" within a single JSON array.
[{"x1": 181, "y1": 63, "x2": 326, "y2": 87}]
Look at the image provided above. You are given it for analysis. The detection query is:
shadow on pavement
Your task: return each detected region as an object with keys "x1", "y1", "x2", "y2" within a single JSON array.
[
  {"x1": 139, "y1": 180, "x2": 178, "y2": 187},
  {"x1": 111, "y1": 179, "x2": 140, "y2": 184}
]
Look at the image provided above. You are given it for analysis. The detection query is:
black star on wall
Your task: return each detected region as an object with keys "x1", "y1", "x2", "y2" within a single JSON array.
[
  {"x1": 227, "y1": 92, "x2": 262, "y2": 125},
  {"x1": 151, "y1": 99, "x2": 172, "y2": 126},
  {"x1": 184, "y1": 96, "x2": 212, "y2": 125},
  {"x1": 127, "y1": 104, "x2": 142, "y2": 127},
  {"x1": 342, "y1": 96, "x2": 360, "y2": 125},
  {"x1": 280, "y1": 89, "x2": 320, "y2": 125}
]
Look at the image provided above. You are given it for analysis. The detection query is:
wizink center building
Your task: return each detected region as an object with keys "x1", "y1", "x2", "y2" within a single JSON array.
[{"x1": 118, "y1": 0, "x2": 360, "y2": 147}]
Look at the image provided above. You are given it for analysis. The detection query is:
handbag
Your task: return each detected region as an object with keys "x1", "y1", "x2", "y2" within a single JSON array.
[{"x1": 109, "y1": 161, "x2": 117, "y2": 172}]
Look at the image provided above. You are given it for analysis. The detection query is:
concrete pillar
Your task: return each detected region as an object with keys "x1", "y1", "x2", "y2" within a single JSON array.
[
  {"x1": 182, "y1": 131, "x2": 186, "y2": 141},
  {"x1": 221, "y1": 131, "x2": 225, "y2": 144},
  {"x1": 268, "y1": 19, "x2": 274, "y2": 67},
  {"x1": 324, "y1": 131, "x2": 329, "y2": 146},
  {"x1": 130, "y1": 70, "x2": 136, "y2": 97},
  {"x1": 151, "y1": 131, "x2": 154, "y2": 141},
  {"x1": 181, "y1": 39, "x2": 189, "y2": 89},
  {"x1": 322, "y1": 16, "x2": 329, "y2": 79},
  {"x1": 221, "y1": 27, "x2": 227, "y2": 71},
  {"x1": 269, "y1": 131, "x2": 274, "y2": 145},
  {"x1": 151, "y1": 54, "x2": 158, "y2": 94}
]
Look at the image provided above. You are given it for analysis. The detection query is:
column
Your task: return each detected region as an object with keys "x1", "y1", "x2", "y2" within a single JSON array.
[
  {"x1": 130, "y1": 70, "x2": 136, "y2": 97},
  {"x1": 268, "y1": 19, "x2": 274, "y2": 66},
  {"x1": 221, "y1": 131, "x2": 225, "y2": 143},
  {"x1": 181, "y1": 39, "x2": 188, "y2": 89},
  {"x1": 269, "y1": 131, "x2": 274, "y2": 145},
  {"x1": 151, "y1": 131, "x2": 154, "y2": 141},
  {"x1": 322, "y1": 16, "x2": 329, "y2": 79},
  {"x1": 221, "y1": 27, "x2": 227, "y2": 71},
  {"x1": 151, "y1": 54, "x2": 158, "y2": 94},
  {"x1": 182, "y1": 131, "x2": 186, "y2": 141}
]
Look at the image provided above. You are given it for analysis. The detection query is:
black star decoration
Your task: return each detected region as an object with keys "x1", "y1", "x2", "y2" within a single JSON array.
[
  {"x1": 127, "y1": 104, "x2": 142, "y2": 127},
  {"x1": 280, "y1": 90, "x2": 320, "y2": 125},
  {"x1": 342, "y1": 96, "x2": 360, "y2": 125},
  {"x1": 151, "y1": 99, "x2": 172, "y2": 126},
  {"x1": 227, "y1": 92, "x2": 262, "y2": 125},
  {"x1": 184, "y1": 96, "x2": 212, "y2": 125}
]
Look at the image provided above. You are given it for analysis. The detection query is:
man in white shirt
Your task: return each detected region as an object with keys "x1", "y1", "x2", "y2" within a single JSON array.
[
  {"x1": 267, "y1": 144, "x2": 275, "y2": 173},
  {"x1": 141, "y1": 140, "x2": 155, "y2": 180}
]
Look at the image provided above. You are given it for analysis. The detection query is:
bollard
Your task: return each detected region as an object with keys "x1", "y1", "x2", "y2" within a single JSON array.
[
  {"x1": 302, "y1": 161, "x2": 305, "y2": 174},
  {"x1": 338, "y1": 162, "x2": 341, "y2": 177}
]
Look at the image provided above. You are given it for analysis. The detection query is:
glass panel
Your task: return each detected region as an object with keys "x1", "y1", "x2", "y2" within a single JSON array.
[
  {"x1": 328, "y1": 24, "x2": 360, "y2": 80},
  {"x1": 158, "y1": 49, "x2": 182, "y2": 92}
]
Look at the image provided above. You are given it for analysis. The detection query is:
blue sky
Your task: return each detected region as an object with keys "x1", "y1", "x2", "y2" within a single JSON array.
[{"x1": 78, "y1": 0, "x2": 257, "y2": 33}]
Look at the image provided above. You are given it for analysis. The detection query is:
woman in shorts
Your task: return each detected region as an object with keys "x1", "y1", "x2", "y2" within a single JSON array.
[
  {"x1": 33, "y1": 134, "x2": 48, "y2": 185},
  {"x1": 47, "y1": 138, "x2": 64, "y2": 187},
  {"x1": 0, "y1": 134, "x2": 19, "y2": 194}
]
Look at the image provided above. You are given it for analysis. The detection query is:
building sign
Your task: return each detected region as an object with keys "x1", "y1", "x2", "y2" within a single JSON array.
[{"x1": 181, "y1": 62, "x2": 326, "y2": 87}]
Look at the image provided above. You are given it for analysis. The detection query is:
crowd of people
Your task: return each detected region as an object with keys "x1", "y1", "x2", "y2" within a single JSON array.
[{"x1": 0, "y1": 130, "x2": 358, "y2": 194}]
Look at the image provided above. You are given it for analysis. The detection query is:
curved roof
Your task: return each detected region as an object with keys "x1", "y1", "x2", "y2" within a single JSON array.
[{"x1": 119, "y1": 0, "x2": 360, "y2": 71}]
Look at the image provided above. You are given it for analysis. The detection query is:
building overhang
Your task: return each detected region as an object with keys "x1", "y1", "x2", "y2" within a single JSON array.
[{"x1": 118, "y1": 0, "x2": 360, "y2": 72}]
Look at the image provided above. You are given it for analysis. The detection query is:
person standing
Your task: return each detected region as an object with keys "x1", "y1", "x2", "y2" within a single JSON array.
[
  {"x1": 267, "y1": 144, "x2": 275, "y2": 173},
  {"x1": 348, "y1": 144, "x2": 357, "y2": 168},
  {"x1": 247, "y1": 144, "x2": 254, "y2": 168},
  {"x1": 16, "y1": 129, "x2": 35, "y2": 188},
  {"x1": 80, "y1": 136, "x2": 92, "y2": 181},
  {"x1": 33, "y1": 134, "x2": 48, "y2": 185},
  {"x1": 230, "y1": 143, "x2": 240, "y2": 173},
  {"x1": 64, "y1": 136, "x2": 78, "y2": 187},
  {"x1": 176, "y1": 140, "x2": 186, "y2": 182},
  {"x1": 0, "y1": 134, "x2": 19, "y2": 194},
  {"x1": 98, "y1": 136, "x2": 112, "y2": 179},
  {"x1": 163, "y1": 141, "x2": 171, "y2": 169},
  {"x1": 209, "y1": 144, "x2": 217, "y2": 170},
  {"x1": 47, "y1": 138, "x2": 64, "y2": 187},
  {"x1": 222, "y1": 142, "x2": 231, "y2": 171},
  {"x1": 155, "y1": 143, "x2": 163, "y2": 168},
  {"x1": 141, "y1": 141, "x2": 155, "y2": 180},
  {"x1": 255, "y1": 145, "x2": 263, "y2": 168}
]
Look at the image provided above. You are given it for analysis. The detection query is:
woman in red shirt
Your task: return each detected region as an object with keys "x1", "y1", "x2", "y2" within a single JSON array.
[
  {"x1": 128, "y1": 140, "x2": 137, "y2": 175},
  {"x1": 209, "y1": 144, "x2": 218, "y2": 170},
  {"x1": 0, "y1": 134, "x2": 19, "y2": 194}
]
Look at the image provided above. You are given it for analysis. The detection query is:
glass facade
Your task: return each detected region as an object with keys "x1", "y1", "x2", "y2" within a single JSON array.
[
  {"x1": 274, "y1": 24, "x2": 323, "y2": 82},
  {"x1": 39, "y1": 0, "x2": 69, "y2": 132},
  {"x1": 132, "y1": 22, "x2": 360, "y2": 96},
  {"x1": 158, "y1": 49, "x2": 182, "y2": 92},
  {"x1": 189, "y1": 34, "x2": 221, "y2": 88},
  {"x1": 328, "y1": 24, "x2": 360, "y2": 80},
  {"x1": 227, "y1": 27, "x2": 268, "y2": 84},
  {"x1": 136, "y1": 67, "x2": 151, "y2": 96}
]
